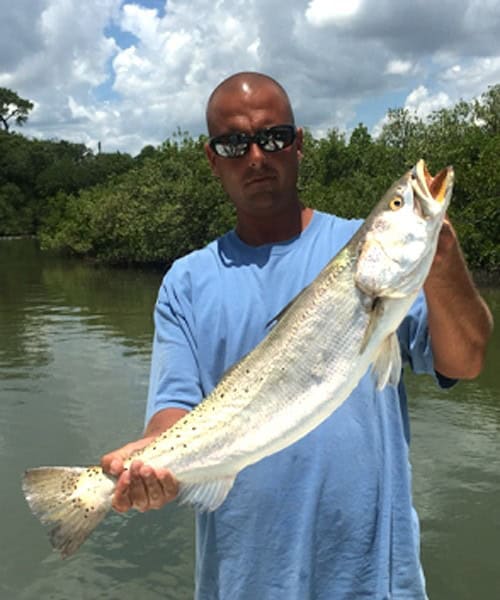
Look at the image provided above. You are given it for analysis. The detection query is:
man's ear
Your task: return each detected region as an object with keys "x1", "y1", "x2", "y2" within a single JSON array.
[{"x1": 296, "y1": 127, "x2": 304, "y2": 161}]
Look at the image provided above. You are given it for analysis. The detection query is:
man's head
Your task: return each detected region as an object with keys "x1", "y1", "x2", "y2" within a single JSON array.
[
  {"x1": 206, "y1": 72, "x2": 295, "y2": 136},
  {"x1": 204, "y1": 72, "x2": 303, "y2": 224}
]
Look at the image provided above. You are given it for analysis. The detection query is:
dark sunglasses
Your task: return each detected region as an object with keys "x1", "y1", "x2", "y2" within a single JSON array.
[{"x1": 209, "y1": 124, "x2": 297, "y2": 158}]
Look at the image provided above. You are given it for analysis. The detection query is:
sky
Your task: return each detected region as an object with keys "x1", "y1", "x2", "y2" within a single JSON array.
[{"x1": 1, "y1": 0, "x2": 499, "y2": 156}]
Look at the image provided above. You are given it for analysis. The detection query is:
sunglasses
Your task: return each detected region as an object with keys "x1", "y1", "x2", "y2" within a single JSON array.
[{"x1": 209, "y1": 124, "x2": 297, "y2": 158}]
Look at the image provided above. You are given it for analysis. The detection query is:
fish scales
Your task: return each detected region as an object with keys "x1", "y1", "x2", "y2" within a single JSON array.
[{"x1": 22, "y1": 159, "x2": 454, "y2": 557}]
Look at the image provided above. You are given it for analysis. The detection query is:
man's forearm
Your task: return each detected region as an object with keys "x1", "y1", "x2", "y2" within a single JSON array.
[
  {"x1": 424, "y1": 221, "x2": 493, "y2": 379},
  {"x1": 144, "y1": 407, "x2": 189, "y2": 437}
]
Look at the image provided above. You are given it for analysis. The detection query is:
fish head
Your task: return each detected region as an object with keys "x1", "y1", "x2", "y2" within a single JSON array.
[{"x1": 355, "y1": 159, "x2": 454, "y2": 299}]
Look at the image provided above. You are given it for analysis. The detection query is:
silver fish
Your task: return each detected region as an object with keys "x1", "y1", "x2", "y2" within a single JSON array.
[{"x1": 22, "y1": 159, "x2": 454, "y2": 558}]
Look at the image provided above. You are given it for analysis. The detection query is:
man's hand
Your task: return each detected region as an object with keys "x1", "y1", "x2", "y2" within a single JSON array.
[{"x1": 101, "y1": 438, "x2": 180, "y2": 513}]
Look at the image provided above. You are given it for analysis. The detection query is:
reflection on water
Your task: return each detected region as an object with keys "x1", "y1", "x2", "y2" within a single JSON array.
[
  {"x1": 407, "y1": 312, "x2": 500, "y2": 600},
  {"x1": 0, "y1": 239, "x2": 196, "y2": 600},
  {"x1": 1, "y1": 239, "x2": 499, "y2": 599}
]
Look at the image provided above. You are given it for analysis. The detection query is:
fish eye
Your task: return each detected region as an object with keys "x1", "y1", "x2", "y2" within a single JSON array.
[{"x1": 389, "y1": 197, "x2": 404, "y2": 211}]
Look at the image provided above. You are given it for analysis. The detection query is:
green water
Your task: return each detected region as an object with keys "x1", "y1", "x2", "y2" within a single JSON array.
[{"x1": 1, "y1": 239, "x2": 499, "y2": 599}]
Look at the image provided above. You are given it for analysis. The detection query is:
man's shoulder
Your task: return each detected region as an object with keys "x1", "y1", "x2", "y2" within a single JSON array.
[
  {"x1": 314, "y1": 210, "x2": 363, "y2": 230},
  {"x1": 170, "y1": 235, "x2": 223, "y2": 271},
  {"x1": 312, "y1": 211, "x2": 364, "y2": 251},
  {"x1": 160, "y1": 231, "x2": 234, "y2": 292},
  {"x1": 162, "y1": 212, "x2": 363, "y2": 288}
]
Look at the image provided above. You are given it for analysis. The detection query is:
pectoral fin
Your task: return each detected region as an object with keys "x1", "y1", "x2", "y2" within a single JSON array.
[
  {"x1": 359, "y1": 295, "x2": 382, "y2": 353},
  {"x1": 178, "y1": 476, "x2": 236, "y2": 511},
  {"x1": 371, "y1": 332, "x2": 402, "y2": 390}
]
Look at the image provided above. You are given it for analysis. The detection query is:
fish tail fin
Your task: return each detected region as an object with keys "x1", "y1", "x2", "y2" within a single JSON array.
[{"x1": 22, "y1": 466, "x2": 115, "y2": 558}]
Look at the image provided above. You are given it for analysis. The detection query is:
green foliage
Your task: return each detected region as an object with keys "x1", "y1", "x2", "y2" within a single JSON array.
[
  {"x1": 0, "y1": 183, "x2": 31, "y2": 235},
  {"x1": 40, "y1": 135, "x2": 234, "y2": 265},
  {"x1": 1, "y1": 86, "x2": 498, "y2": 272},
  {"x1": 376, "y1": 85, "x2": 500, "y2": 272},
  {"x1": 0, "y1": 130, "x2": 134, "y2": 235},
  {"x1": 0, "y1": 88, "x2": 33, "y2": 131},
  {"x1": 474, "y1": 83, "x2": 500, "y2": 135}
]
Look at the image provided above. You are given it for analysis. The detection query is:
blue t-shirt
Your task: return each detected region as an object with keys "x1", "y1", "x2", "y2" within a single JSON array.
[{"x1": 146, "y1": 211, "x2": 441, "y2": 600}]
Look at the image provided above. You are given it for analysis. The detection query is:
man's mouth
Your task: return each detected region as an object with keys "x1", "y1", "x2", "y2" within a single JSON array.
[{"x1": 245, "y1": 175, "x2": 275, "y2": 186}]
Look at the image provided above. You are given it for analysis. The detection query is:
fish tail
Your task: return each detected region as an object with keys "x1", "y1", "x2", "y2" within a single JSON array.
[{"x1": 22, "y1": 466, "x2": 115, "y2": 558}]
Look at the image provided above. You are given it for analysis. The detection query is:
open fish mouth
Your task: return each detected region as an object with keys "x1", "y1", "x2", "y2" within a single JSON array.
[{"x1": 411, "y1": 159, "x2": 454, "y2": 217}]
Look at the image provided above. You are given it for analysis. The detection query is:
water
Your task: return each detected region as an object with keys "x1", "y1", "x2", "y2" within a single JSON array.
[{"x1": 1, "y1": 239, "x2": 499, "y2": 599}]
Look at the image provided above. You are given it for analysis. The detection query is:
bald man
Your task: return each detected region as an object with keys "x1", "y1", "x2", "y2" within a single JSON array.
[{"x1": 102, "y1": 72, "x2": 492, "y2": 599}]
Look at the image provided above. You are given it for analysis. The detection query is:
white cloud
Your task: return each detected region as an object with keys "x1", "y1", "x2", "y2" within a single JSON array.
[
  {"x1": 0, "y1": 0, "x2": 498, "y2": 155},
  {"x1": 247, "y1": 39, "x2": 260, "y2": 60},
  {"x1": 385, "y1": 59, "x2": 413, "y2": 75},
  {"x1": 404, "y1": 85, "x2": 452, "y2": 119},
  {"x1": 371, "y1": 86, "x2": 452, "y2": 138},
  {"x1": 306, "y1": 0, "x2": 362, "y2": 26},
  {"x1": 441, "y1": 57, "x2": 500, "y2": 97},
  {"x1": 120, "y1": 3, "x2": 161, "y2": 46}
]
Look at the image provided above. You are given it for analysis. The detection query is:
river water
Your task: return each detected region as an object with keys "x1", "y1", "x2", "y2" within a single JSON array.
[{"x1": 1, "y1": 238, "x2": 499, "y2": 599}]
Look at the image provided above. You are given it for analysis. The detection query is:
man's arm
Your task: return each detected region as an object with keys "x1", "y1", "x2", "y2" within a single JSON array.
[
  {"x1": 424, "y1": 218, "x2": 493, "y2": 379},
  {"x1": 101, "y1": 407, "x2": 188, "y2": 513}
]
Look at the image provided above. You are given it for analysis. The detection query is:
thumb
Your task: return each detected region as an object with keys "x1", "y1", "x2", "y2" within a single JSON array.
[{"x1": 101, "y1": 436, "x2": 156, "y2": 476}]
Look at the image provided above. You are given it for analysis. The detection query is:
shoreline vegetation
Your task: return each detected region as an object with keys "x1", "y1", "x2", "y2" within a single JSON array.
[
  {"x1": 1, "y1": 85, "x2": 498, "y2": 275},
  {"x1": 1, "y1": 236, "x2": 497, "y2": 288}
]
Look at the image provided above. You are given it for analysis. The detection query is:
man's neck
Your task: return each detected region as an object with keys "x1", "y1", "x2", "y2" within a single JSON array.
[{"x1": 235, "y1": 205, "x2": 314, "y2": 246}]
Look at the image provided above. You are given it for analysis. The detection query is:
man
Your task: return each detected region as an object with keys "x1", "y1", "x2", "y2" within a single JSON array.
[{"x1": 102, "y1": 72, "x2": 492, "y2": 599}]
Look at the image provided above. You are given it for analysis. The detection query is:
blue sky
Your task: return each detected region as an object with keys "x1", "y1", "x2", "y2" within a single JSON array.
[{"x1": 1, "y1": 0, "x2": 499, "y2": 155}]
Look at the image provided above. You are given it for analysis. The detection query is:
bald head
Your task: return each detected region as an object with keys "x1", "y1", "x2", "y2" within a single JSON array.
[{"x1": 206, "y1": 72, "x2": 295, "y2": 136}]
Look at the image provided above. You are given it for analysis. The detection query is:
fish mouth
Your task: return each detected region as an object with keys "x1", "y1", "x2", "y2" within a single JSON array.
[{"x1": 411, "y1": 159, "x2": 454, "y2": 217}]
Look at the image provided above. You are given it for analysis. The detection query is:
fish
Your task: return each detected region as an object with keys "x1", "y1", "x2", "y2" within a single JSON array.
[{"x1": 22, "y1": 159, "x2": 454, "y2": 558}]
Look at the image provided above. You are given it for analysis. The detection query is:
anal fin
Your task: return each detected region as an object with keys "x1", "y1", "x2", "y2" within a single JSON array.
[{"x1": 178, "y1": 476, "x2": 236, "y2": 511}]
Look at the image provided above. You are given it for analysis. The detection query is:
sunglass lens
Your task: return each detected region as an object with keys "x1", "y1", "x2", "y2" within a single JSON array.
[
  {"x1": 211, "y1": 126, "x2": 295, "y2": 157},
  {"x1": 213, "y1": 135, "x2": 249, "y2": 158}
]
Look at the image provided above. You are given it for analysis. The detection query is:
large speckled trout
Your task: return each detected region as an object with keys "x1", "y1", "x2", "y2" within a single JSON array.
[{"x1": 23, "y1": 160, "x2": 453, "y2": 558}]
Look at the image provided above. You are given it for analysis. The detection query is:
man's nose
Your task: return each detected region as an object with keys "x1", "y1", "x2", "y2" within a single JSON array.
[{"x1": 247, "y1": 141, "x2": 266, "y2": 165}]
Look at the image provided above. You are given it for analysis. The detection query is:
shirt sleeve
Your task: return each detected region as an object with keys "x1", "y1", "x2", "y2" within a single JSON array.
[
  {"x1": 144, "y1": 260, "x2": 203, "y2": 427},
  {"x1": 398, "y1": 291, "x2": 456, "y2": 389}
]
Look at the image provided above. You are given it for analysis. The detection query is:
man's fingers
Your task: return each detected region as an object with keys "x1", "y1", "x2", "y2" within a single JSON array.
[
  {"x1": 101, "y1": 452, "x2": 123, "y2": 475},
  {"x1": 112, "y1": 470, "x2": 132, "y2": 513},
  {"x1": 157, "y1": 468, "x2": 179, "y2": 501},
  {"x1": 141, "y1": 466, "x2": 168, "y2": 509},
  {"x1": 129, "y1": 460, "x2": 150, "y2": 512},
  {"x1": 110, "y1": 460, "x2": 179, "y2": 513},
  {"x1": 101, "y1": 437, "x2": 156, "y2": 477}
]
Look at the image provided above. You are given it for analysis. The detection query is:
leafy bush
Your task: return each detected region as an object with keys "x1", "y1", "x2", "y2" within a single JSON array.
[{"x1": 3, "y1": 86, "x2": 499, "y2": 272}]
